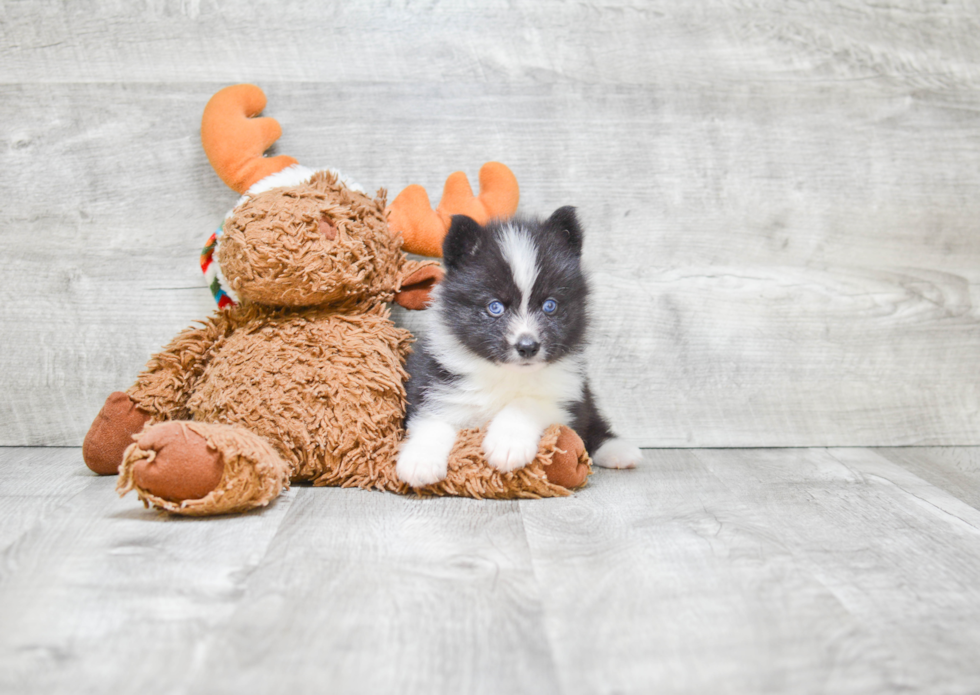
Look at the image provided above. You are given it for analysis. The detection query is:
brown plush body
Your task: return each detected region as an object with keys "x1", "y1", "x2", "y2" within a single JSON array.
[
  {"x1": 128, "y1": 300, "x2": 411, "y2": 485},
  {"x1": 84, "y1": 164, "x2": 589, "y2": 515}
]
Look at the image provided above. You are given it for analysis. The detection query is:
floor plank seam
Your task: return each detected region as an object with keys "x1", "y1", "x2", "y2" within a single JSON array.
[{"x1": 515, "y1": 500, "x2": 568, "y2": 695}]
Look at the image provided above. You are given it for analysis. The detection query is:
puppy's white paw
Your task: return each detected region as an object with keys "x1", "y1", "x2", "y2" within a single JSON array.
[
  {"x1": 397, "y1": 419, "x2": 457, "y2": 487},
  {"x1": 483, "y1": 414, "x2": 542, "y2": 473},
  {"x1": 593, "y1": 438, "x2": 642, "y2": 469},
  {"x1": 396, "y1": 445, "x2": 448, "y2": 487}
]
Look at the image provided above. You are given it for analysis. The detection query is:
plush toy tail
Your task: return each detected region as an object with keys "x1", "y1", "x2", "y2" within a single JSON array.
[
  {"x1": 201, "y1": 84, "x2": 299, "y2": 194},
  {"x1": 388, "y1": 162, "x2": 520, "y2": 257}
]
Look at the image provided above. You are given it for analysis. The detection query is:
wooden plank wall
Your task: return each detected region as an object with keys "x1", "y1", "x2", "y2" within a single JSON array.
[{"x1": 2, "y1": 0, "x2": 978, "y2": 447}]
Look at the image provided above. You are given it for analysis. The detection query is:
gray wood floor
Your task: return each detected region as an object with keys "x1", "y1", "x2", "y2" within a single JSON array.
[{"x1": 3, "y1": 446, "x2": 980, "y2": 695}]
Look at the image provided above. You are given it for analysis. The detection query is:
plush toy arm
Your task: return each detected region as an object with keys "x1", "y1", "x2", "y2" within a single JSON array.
[
  {"x1": 126, "y1": 314, "x2": 232, "y2": 420},
  {"x1": 388, "y1": 162, "x2": 519, "y2": 257}
]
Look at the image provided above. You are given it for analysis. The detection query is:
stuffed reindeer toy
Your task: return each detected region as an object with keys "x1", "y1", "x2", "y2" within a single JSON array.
[{"x1": 81, "y1": 84, "x2": 590, "y2": 516}]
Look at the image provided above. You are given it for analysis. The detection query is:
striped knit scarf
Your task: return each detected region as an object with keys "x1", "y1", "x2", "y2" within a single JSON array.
[{"x1": 200, "y1": 220, "x2": 237, "y2": 309}]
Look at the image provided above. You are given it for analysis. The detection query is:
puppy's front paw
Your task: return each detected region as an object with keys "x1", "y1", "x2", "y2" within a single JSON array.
[
  {"x1": 396, "y1": 442, "x2": 449, "y2": 487},
  {"x1": 593, "y1": 438, "x2": 643, "y2": 469},
  {"x1": 483, "y1": 416, "x2": 542, "y2": 473},
  {"x1": 397, "y1": 419, "x2": 457, "y2": 487}
]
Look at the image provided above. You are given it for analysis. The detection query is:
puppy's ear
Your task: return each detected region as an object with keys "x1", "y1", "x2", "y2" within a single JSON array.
[
  {"x1": 443, "y1": 215, "x2": 485, "y2": 272},
  {"x1": 545, "y1": 206, "x2": 583, "y2": 256}
]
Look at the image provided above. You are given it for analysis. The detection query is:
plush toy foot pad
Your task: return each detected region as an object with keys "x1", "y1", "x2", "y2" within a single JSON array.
[
  {"x1": 118, "y1": 421, "x2": 290, "y2": 516},
  {"x1": 82, "y1": 391, "x2": 151, "y2": 475},
  {"x1": 544, "y1": 426, "x2": 591, "y2": 489},
  {"x1": 127, "y1": 422, "x2": 225, "y2": 502}
]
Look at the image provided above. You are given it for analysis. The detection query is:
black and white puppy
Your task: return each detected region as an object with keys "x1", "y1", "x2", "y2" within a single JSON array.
[{"x1": 396, "y1": 206, "x2": 642, "y2": 487}]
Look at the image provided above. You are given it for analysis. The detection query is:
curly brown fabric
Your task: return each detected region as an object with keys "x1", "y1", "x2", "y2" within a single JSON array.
[
  {"x1": 184, "y1": 301, "x2": 411, "y2": 483},
  {"x1": 127, "y1": 314, "x2": 234, "y2": 421},
  {"x1": 218, "y1": 170, "x2": 404, "y2": 309}
]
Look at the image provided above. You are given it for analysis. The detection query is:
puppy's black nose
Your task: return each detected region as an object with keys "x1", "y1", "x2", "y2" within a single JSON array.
[{"x1": 516, "y1": 336, "x2": 540, "y2": 358}]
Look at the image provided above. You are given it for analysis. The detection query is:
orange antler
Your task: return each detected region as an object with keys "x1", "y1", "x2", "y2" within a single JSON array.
[
  {"x1": 201, "y1": 84, "x2": 298, "y2": 194},
  {"x1": 388, "y1": 162, "x2": 520, "y2": 257}
]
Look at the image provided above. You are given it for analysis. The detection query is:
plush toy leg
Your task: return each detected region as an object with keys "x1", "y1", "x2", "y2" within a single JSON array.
[
  {"x1": 416, "y1": 424, "x2": 592, "y2": 499},
  {"x1": 82, "y1": 392, "x2": 152, "y2": 475},
  {"x1": 117, "y1": 421, "x2": 290, "y2": 516}
]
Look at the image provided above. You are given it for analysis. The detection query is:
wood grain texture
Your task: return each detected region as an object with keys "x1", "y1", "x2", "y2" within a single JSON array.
[
  {"x1": 692, "y1": 447, "x2": 980, "y2": 694},
  {"x1": 874, "y1": 446, "x2": 980, "y2": 510},
  {"x1": 521, "y1": 449, "x2": 888, "y2": 694},
  {"x1": 3, "y1": 1, "x2": 980, "y2": 87},
  {"x1": 184, "y1": 489, "x2": 559, "y2": 695},
  {"x1": 5, "y1": 446, "x2": 980, "y2": 693},
  {"x1": 2, "y1": 1, "x2": 980, "y2": 446},
  {"x1": 0, "y1": 448, "x2": 298, "y2": 695},
  {"x1": 518, "y1": 447, "x2": 980, "y2": 694}
]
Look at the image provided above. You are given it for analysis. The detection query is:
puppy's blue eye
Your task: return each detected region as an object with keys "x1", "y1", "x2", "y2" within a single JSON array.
[
  {"x1": 487, "y1": 300, "x2": 505, "y2": 317},
  {"x1": 542, "y1": 299, "x2": 558, "y2": 314}
]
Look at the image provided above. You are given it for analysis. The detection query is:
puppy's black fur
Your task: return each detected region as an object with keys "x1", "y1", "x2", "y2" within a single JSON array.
[{"x1": 406, "y1": 207, "x2": 615, "y2": 454}]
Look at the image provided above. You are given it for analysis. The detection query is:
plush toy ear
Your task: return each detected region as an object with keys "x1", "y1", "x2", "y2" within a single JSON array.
[
  {"x1": 395, "y1": 263, "x2": 444, "y2": 310},
  {"x1": 442, "y1": 215, "x2": 486, "y2": 273},
  {"x1": 544, "y1": 206, "x2": 583, "y2": 256}
]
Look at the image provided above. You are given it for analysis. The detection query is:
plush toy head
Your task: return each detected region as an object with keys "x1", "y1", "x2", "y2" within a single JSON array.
[{"x1": 218, "y1": 171, "x2": 402, "y2": 308}]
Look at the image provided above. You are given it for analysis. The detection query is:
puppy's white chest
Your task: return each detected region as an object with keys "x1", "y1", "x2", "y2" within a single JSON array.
[{"x1": 436, "y1": 360, "x2": 584, "y2": 429}]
